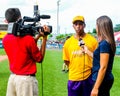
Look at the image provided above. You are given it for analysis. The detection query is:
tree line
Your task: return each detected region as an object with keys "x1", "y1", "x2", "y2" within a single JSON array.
[{"x1": 49, "y1": 24, "x2": 120, "y2": 41}]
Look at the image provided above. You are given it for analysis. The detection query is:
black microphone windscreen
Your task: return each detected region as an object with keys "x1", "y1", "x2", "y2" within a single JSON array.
[
  {"x1": 79, "y1": 38, "x2": 85, "y2": 46},
  {"x1": 23, "y1": 16, "x2": 35, "y2": 22},
  {"x1": 40, "y1": 15, "x2": 51, "y2": 19}
]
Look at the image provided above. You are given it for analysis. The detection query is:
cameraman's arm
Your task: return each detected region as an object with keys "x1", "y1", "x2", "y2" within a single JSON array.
[
  {"x1": 34, "y1": 25, "x2": 50, "y2": 42},
  {"x1": 39, "y1": 25, "x2": 50, "y2": 61},
  {"x1": 40, "y1": 36, "x2": 47, "y2": 60},
  {"x1": 34, "y1": 34, "x2": 41, "y2": 43}
]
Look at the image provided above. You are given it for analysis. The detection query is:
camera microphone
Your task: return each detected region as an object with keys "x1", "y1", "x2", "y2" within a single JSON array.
[
  {"x1": 40, "y1": 15, "x2": 51, "y2": 19},
  {"x1": 23, "y1": 15, "x2": 51, "y2": 22},
  {"x1": 23, "y1": 16, "x2": 37, "y2": 22}
]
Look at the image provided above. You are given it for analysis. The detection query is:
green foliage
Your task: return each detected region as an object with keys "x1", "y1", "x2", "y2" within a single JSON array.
[
  {"x1": 48, "y1": 34, "x2": 53, "y2": 38},
  {"x1": 92, "y1": 28, "x2": 96, "y2": 33},
  {"x1": 56, "y1": 33, "x2": 73, "y2": 41},
  {"x1": 114, "y1": 24, "x2": 120, "y2": 32},
  {"x1": 56, "y1": 34, "x2": 65, "y2": 41}
]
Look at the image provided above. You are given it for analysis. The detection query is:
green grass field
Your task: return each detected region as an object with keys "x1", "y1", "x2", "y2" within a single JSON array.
[{"x1": 0, "y1": 49, "x2": 120, "y2": 96}]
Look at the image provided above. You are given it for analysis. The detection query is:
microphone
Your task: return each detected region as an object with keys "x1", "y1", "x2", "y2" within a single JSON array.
[
  {"x1": 40, "y1": 15, "x2": 51, "y2": 19},
  {"x1": 23, "y1": 15, "x2": 50, "y2": 22},
  {"x1": 23, "y1": 16, "x2": 37, "y2": 22},
  {"x1": 79, "y1": 38, "x2": 85, "y2": 48},
  {"x1": 79, "y1": 38, "x2": 86, "y2": 54}
]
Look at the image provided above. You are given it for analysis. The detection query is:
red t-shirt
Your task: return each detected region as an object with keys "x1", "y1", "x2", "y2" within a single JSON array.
[{"x1": 3, "y1": 34, "x2": 43, "y2": 75}]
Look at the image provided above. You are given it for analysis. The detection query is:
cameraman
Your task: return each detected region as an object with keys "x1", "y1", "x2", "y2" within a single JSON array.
[{"x1": 3, "y1": 8, "x2": 50, "y2": 96}]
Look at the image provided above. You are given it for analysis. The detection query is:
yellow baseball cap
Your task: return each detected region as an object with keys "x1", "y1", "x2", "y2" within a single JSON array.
[{"x1": 72, "y1": 15, "x2": 85, "y2": 23}]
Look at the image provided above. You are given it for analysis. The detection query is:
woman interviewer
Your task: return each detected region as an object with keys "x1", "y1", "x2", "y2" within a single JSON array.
[{"x1": 83, "y1": 15, "x2": 116, "y2": 96}]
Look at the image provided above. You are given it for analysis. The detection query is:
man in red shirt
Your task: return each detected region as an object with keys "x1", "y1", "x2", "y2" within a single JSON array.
[{"x1": 3, "y1": 8, "x2": 50, "y2": 96}]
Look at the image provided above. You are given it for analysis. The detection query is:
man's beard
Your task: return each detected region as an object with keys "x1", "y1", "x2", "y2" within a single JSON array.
[{"x1": 76, "y1": 29, "x2": 84, "y2": 36}]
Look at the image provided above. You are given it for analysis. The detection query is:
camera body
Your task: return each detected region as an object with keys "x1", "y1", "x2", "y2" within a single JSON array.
[{"x1": 7, "y1": 13, "x2": 52, "y2": 36}]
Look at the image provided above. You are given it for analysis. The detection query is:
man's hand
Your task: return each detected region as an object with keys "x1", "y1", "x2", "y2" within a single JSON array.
[
  {"x1": 39, "y1": 25, "x2": 51, "y2": 36},
  {"x1": 42, "y1": 25, "x2": 51, "y2": 33},
  {"x1": 34, "y1": 25, "x2": 50, "y2": 41}
]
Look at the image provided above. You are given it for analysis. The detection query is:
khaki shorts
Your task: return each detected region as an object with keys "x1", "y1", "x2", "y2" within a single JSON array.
[{"x1": 6, "y1": 74, "x2": 38, "y2": 96}]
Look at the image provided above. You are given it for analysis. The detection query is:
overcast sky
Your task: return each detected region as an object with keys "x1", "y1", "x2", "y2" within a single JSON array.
[{"x1": 0, "y1": 0, "x2": 120, "y2": 34}]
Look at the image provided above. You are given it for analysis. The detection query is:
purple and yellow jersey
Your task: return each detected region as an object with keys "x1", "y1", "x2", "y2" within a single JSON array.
[{"x1": 63, "y1": 34, "x2": 98, "y2": 81}]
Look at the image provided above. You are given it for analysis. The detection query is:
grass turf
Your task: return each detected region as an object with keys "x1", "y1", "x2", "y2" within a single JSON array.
[{"x1": 0, "y1": 49, "x2": 120, "y2": 96}]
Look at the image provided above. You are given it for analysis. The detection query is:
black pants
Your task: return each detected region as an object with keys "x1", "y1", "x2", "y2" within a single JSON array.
[{"x1": 98, "y1": 79, "x2": 114, "y2": 96}]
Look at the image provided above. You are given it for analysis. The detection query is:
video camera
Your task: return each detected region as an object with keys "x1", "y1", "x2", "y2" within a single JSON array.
[{"x1": 7, "y1": 5, "x2": 52, "y2": 36}]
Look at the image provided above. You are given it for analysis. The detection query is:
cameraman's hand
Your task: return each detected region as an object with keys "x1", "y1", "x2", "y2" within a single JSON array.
[
  {"x1": 39, "y1": 25, "x2": 50, "y2": 37},
  {"x1": 34, "y1": 25, "x2": 50, "y2": 41},
  {"x1": 42, "y1": 25, "x2": 50, "y2": 33}
]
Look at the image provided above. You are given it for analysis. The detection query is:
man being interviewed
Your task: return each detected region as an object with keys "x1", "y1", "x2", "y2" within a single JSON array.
[{"x1": 63, "y1": 15, "x2": 98, "y2": 96}]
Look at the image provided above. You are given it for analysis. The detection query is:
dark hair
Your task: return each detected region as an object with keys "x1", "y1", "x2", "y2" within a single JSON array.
[
  {"x1": 5, "y1": 8, "x2": 21, "y2": 22},
  {"x1": 96, "y1": 15, "x2": 116, "y2": 55}
]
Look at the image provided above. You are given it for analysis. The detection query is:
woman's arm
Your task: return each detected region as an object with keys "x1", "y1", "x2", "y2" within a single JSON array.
[{"x1": 90, "y1": 53, "x2": 109, "y2": 96}]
